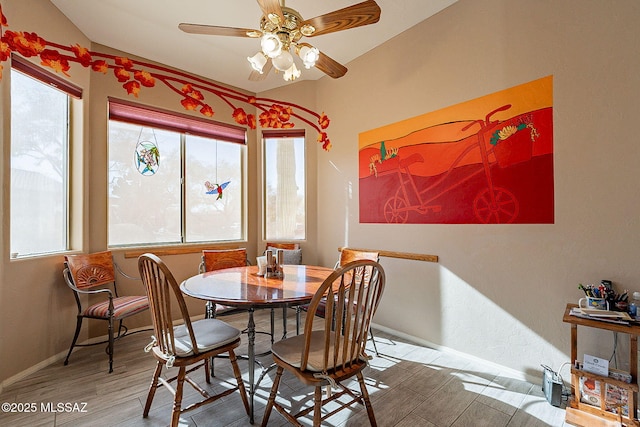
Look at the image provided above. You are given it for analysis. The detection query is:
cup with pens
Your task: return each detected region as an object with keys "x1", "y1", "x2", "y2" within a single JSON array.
[
  {"x1": 578, "y1": 282, "x2": 630, "y2": 311},
  {"x1": 578, "y1": 283, "x2": 610, "y2": 310}
]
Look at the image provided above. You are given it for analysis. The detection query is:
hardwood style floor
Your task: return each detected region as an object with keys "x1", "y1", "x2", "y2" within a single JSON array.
[{"x1": 0, "y1": 309, "x2": 569, "y2": 426}]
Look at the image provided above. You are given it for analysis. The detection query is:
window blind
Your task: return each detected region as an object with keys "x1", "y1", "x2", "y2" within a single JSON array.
[
  {"x1": 108, "y1": 98, "x2": 246, "y2": 144},
  {"x1": 11, "y1": 54, "x2": 83, "y2": 99}
]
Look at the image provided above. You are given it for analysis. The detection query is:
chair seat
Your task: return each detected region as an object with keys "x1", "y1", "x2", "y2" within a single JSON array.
[
  {"x1": 272, "y1": 330, "x2": 363, "y2": 372},
  {"x1": 82, "y1": 295, "x2": 149, "y2": 319},
  {"x1": 172, "y1": 318, "x2": 241, "y2": 357}
]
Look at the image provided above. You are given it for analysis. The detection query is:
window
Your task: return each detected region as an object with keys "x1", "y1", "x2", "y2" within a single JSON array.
[
  {"x1": 263, "y1": 131, "x2": 306, "y2": 240},
  {"x1": 10, "y1": 57, "x2": 80, "y2": 257},
  {"x1": 108, "y1": 100, "x2": 246, "y2": 246}
]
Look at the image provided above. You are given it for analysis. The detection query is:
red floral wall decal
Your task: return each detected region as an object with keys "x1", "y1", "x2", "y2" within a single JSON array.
[{"x1": 0, "y1": 4, "x2": 332, "y2": 150}]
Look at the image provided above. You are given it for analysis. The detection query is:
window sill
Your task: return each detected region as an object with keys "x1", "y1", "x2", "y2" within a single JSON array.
[{"x1": 118, "y1": 243, "x2": 247, "y2": 259}]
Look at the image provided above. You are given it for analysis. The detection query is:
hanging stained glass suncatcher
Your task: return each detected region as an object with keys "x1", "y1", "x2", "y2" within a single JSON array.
[
  {"x1": 205, "y1": 180, "x2": 230, "y2": 200},
  {"x1": 135, "y1": 128, "x2": 160, "y2": 176},
  {"x1": 203, "y1": 140, "x2": 230, "y2": 199}
]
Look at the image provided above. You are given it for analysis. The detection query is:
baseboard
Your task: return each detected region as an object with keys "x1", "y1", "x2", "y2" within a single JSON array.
[
  {"x1": 0, "y1": 323, "x2": 158, "y2": 392},
  {"x1": 370, "y1": 322, "x2": 539, "y2": 385},
  {"x1": 0, "y1": 350, "x2": 68, "y2": 394}
]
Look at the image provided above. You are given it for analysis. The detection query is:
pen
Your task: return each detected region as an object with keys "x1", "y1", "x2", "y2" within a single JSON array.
[{"x1": 578, "y1": 284, "x2": 589, "y2": 296}]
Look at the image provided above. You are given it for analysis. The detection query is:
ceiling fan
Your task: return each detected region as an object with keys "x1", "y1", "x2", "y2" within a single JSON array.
[{"x1": 178, "y1": 0, "x2": 381, "y2": 82}]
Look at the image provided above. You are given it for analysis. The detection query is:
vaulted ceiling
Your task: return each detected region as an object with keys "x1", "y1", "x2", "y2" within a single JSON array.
[{"x1": 50, "y1": 0, "x2": 457, "y2": 93}]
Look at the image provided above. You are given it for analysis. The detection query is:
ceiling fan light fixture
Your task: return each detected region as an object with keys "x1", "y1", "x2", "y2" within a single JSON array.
[
  {"x1": 267, "y1": 12, "x2": 281, "y2": 26},
  {"x1": 272, "y1": 50, "x2": 293, "y2": 71},
  {"x1": 300, "y1": 24, "x2": 315, "y2": 36},
  {"x1": 179, "y1": 0, "x2": 380, "y2": 84},
  {"x1": 261, "y1": 33, "x2": 282, "y2": 58},
  {"x1": 283, "y1": 63, "x2": 301, "y2": 82},
  {"x1": 298, "y1": 45, "x2": 319, "y2": 69},
  {"x1": 247, "y1": 52, "x2": 267, "y2": 73}
]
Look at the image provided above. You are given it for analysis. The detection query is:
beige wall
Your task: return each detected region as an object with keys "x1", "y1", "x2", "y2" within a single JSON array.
[
  {"x1": 2, "y1": 0, "x2": 640, "y2": 387},
  {"x1": 309, "y1": 0, "x2": 640, "y2": 379},
  {"x1": 1, "y1": 0, "x2": 93, "y2": 387}
]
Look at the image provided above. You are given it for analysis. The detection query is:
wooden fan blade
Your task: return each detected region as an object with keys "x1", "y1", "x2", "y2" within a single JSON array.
[
  {"x1": 257, "y1": 0, "x2": 285, "y2": 24},
  {"x1": 179, "y1": 23, "x2": 260, "y2": 37},
  {"x1": 314, "y1": 50, "x2": 348, "y2": 79},
  {"x1": 301, "y1": 0, "x2": 381, "y2": 37},
  {"x1": 249, "y1": 59, "x2": 273, "y2": 81}
]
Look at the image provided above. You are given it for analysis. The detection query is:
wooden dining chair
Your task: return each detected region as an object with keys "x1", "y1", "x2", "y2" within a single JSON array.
[
  {"x1": 265, "y1": 242, "x2": 302, "y2": 264},
  {"x1": 62, "y1": 250, "x2": 149, "y2": 373},
  {"x1": 261, "y1": 259, "x2": 386, "y2": 427},
  {"x1": 198, "y1": 248, "x2": 249, "y2": 319},
  {"x1": 265, "y1": 242, "x2": 302, "y2": 337},
  {"x1": 138, "y1": 253, "x2": 249, "y2": 427},
  {"x1": 300, "y1": 248, "x2": 382, "y2": 354},
  {"x1": 199, "y1": 248, "x2": 277, "y2": 350},
  {"x1": 336, "y1": 248, "x2": 379, "y2": 268},
  {"x1": 265, "y1": 242, "x2": 300, "y2": 250}
]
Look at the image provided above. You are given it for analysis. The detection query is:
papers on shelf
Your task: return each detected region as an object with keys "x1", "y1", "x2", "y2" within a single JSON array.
[
  {"x1": 570, "y1": 307, "x2": 632, "y2": 324},
  {"x1": 583, "y1": 354, "x2": 609, "y2": 376},
  {"x1": 580, "y1": 376, "x2": 630, "y2": 417}
]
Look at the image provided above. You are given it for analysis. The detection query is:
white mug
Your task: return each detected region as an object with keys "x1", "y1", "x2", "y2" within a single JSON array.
[
  {"x1": 578, "y1": 297, "x2": 609, "y2": 311},
  {"x1": 256, "y1": 256, "x2": 267, "y2": 276}
]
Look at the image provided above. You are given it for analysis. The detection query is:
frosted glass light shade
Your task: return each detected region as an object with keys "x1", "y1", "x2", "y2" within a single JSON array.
[
  {"x1": 261, "y1": 33, "x2": 282, "y2": 58},
  {"x1": 298, "y1": 45, "x2": 319, "y2": 69},
  {"x1": 283, "y1": 63, "x2": 301, "y2": 81},
  {"x1": 247, "y1": 52, "x2": 267, "y2": 73},
  {"x1": 272, "y1": 50, "x2": 293, "y2": 71}
]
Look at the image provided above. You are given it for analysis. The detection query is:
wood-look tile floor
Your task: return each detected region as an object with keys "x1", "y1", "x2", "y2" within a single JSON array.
[{"x1": 0, "y1": 309, "x2": 569, "y2": 426}]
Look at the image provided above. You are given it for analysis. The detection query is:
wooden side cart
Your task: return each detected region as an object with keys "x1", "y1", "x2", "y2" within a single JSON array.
[{"x1": 563, "y1": 303, "x2": 640, "y2": 426}]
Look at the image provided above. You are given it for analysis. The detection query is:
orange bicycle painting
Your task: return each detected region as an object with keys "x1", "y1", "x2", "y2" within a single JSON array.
[{"x1": 359, "y1": 76, "x2": 553, "y2": 224}]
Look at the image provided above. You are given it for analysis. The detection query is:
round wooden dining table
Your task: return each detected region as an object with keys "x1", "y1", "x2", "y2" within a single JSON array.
[{"x1": 180, "y1": 264, "x2": 334, "y2": 423}]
